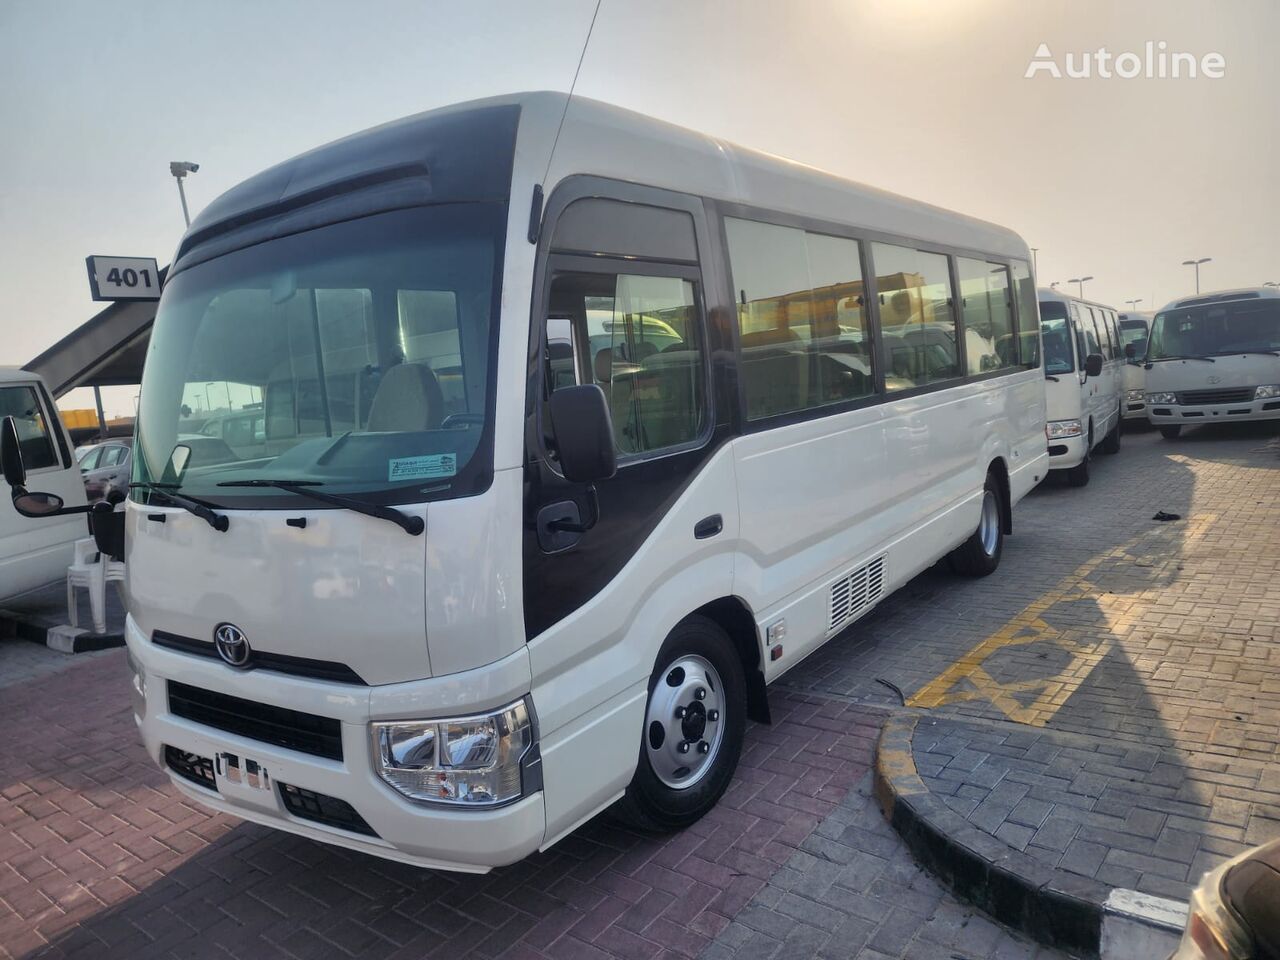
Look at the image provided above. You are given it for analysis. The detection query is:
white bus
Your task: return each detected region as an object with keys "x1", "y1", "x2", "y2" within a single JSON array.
[
  {"x1": 1144, "y1": 288, "x2": 1280, "y2": 439},
  {"x1": 2, "y1": 93, "x2": 1047, "y2": 871},
  {"x1": 1038, "y1": 288, "x2": 1125, "y2": 486},
  {"x1": 1117, "y1": 311, "x2": 1152, "y2": 422}
]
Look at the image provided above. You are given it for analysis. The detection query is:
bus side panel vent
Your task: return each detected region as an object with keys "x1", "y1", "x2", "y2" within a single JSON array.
[{"x1": 828, "y1": 556, "x2": 886, "y2": 634}]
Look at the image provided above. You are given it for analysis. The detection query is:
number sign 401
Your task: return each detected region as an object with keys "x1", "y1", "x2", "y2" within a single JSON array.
[{"x1": 86, "y1": 255, "x2": 162, "y2": 301}]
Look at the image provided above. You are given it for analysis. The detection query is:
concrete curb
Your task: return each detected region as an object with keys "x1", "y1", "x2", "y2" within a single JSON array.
[
  {"x1": 0, "y1": 609, "x2": 124, "y2": 653},
  {"x1": 874, "y1": 713, "x2": 1111, "y2": 957}
]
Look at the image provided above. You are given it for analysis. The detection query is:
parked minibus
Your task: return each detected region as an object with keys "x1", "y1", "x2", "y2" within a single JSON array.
[
  {"x1": 1144, "y1": 288, "x2": 1280, "y2": 438},
  {"x1": 1, "y1": 93, "x2": 1048, "y2": 871},
  {"x1": 1038, "y1": 288, "x2": 1125, "y2": 486},
  {"x1": 0, "y1": 368, "x2": 88, "y2": 603},
  {"x1": 1117, "y1": 311, "x2": 1152, "y2": 423}
]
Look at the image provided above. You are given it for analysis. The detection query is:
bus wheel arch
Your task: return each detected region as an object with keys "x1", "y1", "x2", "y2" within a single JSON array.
[{"x1": 691, "y1": 597, "x2": 770, "y2": 725}]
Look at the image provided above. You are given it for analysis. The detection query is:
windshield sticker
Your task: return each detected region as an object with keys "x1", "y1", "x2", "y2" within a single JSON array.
[{"x1": 388, "y1": 454, "x2": 456, "y2": 482}]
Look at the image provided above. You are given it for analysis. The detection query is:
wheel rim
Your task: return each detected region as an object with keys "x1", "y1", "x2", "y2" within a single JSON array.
[
  {"x1": 644, "y1": 654, "x2": 726, "y2": 789},
  {"x1": 979, "y1": 489, "x2": 1000, "y2": 556}
]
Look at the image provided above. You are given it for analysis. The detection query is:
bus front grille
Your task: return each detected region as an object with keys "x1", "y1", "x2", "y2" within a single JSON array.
[
  {"x1": 167, "y1": 681, "x2": 343, "y2": 761},
  {"x1": 1179, "y1": 388, "x2": 1253, "y2": 405}
]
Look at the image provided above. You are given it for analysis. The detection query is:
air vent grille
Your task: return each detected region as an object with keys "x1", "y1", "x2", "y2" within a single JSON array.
[{"x1": 828, "y1": 556, "x2": 886, "y2": 633}]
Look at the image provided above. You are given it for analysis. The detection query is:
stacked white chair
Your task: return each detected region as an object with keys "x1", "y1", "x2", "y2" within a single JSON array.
[{"x1": 66, "y1": 533, "x2": 125, "y2": 635}]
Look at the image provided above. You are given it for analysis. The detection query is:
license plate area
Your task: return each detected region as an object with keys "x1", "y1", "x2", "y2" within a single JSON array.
[{"x1": 216, "y1": 751, "x2": 271, "y2": 791}]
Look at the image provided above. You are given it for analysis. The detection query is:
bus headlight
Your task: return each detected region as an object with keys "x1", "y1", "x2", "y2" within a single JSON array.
[
  {"x1": 372, "y1": 698, "x2": 539, "y2": 807},
  {"x1": 1126, "y1": 389, "x2": 1145, "y2": 402},
  {"x1": 1146, "y1": 392, "x2": 1178, "y2": 404},
  {"x1": 1045, "y1": 419, "x2": 1083, "y2": 439},
  {"x1": 1255, "y1": 384, "x2": 1280, "y2": 399}
]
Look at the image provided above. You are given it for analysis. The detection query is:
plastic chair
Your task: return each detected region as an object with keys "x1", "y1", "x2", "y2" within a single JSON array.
[{"x1": 66, "y1": 538, "x2": 107, "y2": 634}]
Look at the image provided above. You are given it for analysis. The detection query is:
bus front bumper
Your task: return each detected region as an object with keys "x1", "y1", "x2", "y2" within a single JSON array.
[
  {"x1": 1147, "y1": 397, "x2": 1280, "y2": 425},
  {"x1": 124, "y1": 617, "x2": 545, "y2": 872},
  {"x1": 1046, "y1": 431, "x2": 1087, "y2": 470}
]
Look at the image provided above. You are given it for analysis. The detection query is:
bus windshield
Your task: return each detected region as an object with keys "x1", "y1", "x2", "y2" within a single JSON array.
[
  {"x1": 134, "y1": 203, "x2": 504, "y2": 506},
  {"x1": 1119, "y1": 318, "x2": 1148, "y2": 357},
  {"x1": 1038, "y1": 301, "x2": 1074, "y2": 374},
  {"x1": 1149, "y1": 299, "x2": 1280, "y2": 360}
]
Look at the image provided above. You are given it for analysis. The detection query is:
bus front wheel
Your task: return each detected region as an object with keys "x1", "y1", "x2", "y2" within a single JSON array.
[{"x1": 615, "y1": 616, "x2": 747, "y2": 833}]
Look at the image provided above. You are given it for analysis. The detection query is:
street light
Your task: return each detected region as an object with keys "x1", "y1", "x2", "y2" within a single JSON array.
[
  {"x1": 1125, "y1": 298, "x2": 1144, "y2": 312},
  {"x1": 1030, "y1": 247, "x2": 1039, "y2": 275},
  {"x1": 1181, "y1": 257, "x2": 1211, "y2": 295},
  {"x1": 169, "y1": 161, "x2": 200, "y2": 227},
  {"x1": 1050, "y1": 281, "x2": 1060, "y2": 290},
  {"x1": 1068, "y1": 276, "x2": 1093, "y2": 299},
  {"x1": 1265, "y1": 281, "x2": 1279, "y2": 290}
]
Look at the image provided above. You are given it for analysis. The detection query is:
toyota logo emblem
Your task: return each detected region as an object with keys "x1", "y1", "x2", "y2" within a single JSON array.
[{"x1": 213, "y1": 623, "x2": 251, "y2": 668}]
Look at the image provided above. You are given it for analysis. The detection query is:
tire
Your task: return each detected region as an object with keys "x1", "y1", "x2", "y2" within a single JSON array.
[
  {"x1": 614, "y1": 616, "x2": 747, "y2": 833},
  {"x1": 1065, "y1": 433, "x2": 1091, "y2": 487},
  {"x1": 1099, "y1": 406, "x2": 1121, "y2": 454},
  {"x1": 1159, "y1": 425, "x2": 1182, "y2": 440},
  {"x1": 948, "y1": 472, "x2": 1004, "y2": 577}
]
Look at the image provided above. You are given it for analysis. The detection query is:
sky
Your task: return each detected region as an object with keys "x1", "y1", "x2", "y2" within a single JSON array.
[{"x1": 1, "y1": 0, "x2": 1276, "y2": 417}]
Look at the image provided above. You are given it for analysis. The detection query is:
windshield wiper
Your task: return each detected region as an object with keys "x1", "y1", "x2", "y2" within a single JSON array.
[
  {"x1": 1146, "y1": 355, "x2": 1215, "y2": 367},
  {"x1": 1218, "y1": 350, "x2": 1279, "y2": 357},
  {"x1": 217, "y1": 479, "x2": 424, "y2": 536},
  {"x1": 130, "y1": 482, "x2": 229, "y2": 532}
]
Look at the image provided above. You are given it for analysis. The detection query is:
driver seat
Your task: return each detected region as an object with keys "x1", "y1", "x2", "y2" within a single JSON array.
[{"x1": 365, "y1": 362, "x2": 444, "y2": 432}]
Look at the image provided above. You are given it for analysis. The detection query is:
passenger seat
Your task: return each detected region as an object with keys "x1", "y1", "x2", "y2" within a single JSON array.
[{"x1": 365, "y1": 362, "x2": 445, "y2": 432}]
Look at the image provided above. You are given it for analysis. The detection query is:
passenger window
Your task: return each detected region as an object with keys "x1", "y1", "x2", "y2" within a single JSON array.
[
  {"x1": 871, "y1": 243, "x2": 959, "y2": 391},
  {"x1": 1011, "y1": 260, "x2": 1040, "y2": 368},
  {"x1": 1079, "y1": 305, "x2": 1102, "y2": 357},
  {"x1": 725, "y1": 218, "x2": 873, "y2": 419},
  {"x1": 0, "y1": 386, "x2": 57, "y2": 471},
  {"x1": 546, "y1": 271, "x2": 706, "y2": 457},
  {"x1": 958, "y1": 258, "x2": 1017, "y2": 374}
]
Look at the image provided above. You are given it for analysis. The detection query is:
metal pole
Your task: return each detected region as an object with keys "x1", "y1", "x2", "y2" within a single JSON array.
[
  {"x1": 93, "y1": 385, "x2": 108, "y2": 441},
  {"x1": 1031, "y1": 248, "x2": 1039, "y2": 275},
  {"x1": 1194, "y1": 262, "x2": 1200, "y2": 294},
  {"x1": 176, "y1": 177, "x2": 191, "y2": 227}
]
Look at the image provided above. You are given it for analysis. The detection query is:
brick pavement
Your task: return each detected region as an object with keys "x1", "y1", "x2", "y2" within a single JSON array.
[
  {"x1": 0, "y1": 650, "x2": 1063, "y2": 960},
  {"x1": 779, "y1": 422, "x2": 1280, "y2": 912}
]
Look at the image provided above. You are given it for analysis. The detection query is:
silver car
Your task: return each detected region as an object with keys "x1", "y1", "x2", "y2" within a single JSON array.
[{"x1": 77, "y1": 440, "x2": 132, "y2": 501}]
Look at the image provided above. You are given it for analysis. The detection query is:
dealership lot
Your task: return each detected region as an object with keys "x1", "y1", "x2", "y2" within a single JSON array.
[{"x1": 2, "y1": 422, "x2": 1277, "y2": 959}]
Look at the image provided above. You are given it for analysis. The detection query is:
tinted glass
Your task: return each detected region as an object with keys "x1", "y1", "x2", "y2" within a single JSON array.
[
  {"x1": 1149, "y1": 300, "x2": 1280, "y2": 358},
  {"x1": 0, "y1": 386, "x2": 57, "y2": 471},
  {"x1": 1011, "y1": 261, "x2": 1040, "y2": 367},
  {"x1": 726, "y1": 218, "x2": 874, "y2": 418},
  {"x1": 872, "y1": 243, "x2": 958, "y2": 391},
  {"x1": 1038, "y1": 301, "x2": 1074, "y2": 374},
  {"x1": 547, "y1": 272, "x2": 705, "y2": 456},
  {"x1": 135, "y1": 204, "x2": 503, "y2": 503},
  {"x1": 958, "y1": 258, "x2": 1017, "y2": 374},
  {"x1": 1079, "y1": 305, "x2": 1102, "y2": 356}
]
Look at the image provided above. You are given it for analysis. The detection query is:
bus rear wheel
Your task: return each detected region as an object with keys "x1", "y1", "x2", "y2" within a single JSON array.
[
  {"x1": 614, "y1": 616, "x2": 746, "y2": 833},
  {"x1": 1159, "y1": 425, "x2": 1182, "y2": 440},
  {"x1": 948, "y1": 472, "x2": 1004, "y2": 577}
]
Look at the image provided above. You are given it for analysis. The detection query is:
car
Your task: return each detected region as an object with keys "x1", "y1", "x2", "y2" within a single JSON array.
[
  {"x1": 77, "y1": 440, "x2": 132, "y2": 501},
  {"x1": 1173, "y1": 836, "x2": 1279, "y2": 958}
]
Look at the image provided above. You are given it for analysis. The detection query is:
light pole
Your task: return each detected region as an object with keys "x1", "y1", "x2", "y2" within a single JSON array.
[
  {"x1": 1125, "y1": 298, "x2": 1144, "y2": 312},
  {"x1": 1030, "y1": 247, "x2": 1039, "y2": 275},
  {"x1": 1050, "y1": 281, "x2": 1060, "y2": 290},
  {"x1": 1265, "y1": 282, "x2": 1279, "y2": 290},
  {"x1": 1181, "y1": 257, "x2": 1211, "y2": 295},
  {"x1": 169, "y1": 161, "x2": 200, "y2": 227},
  {"x1": 1069, "y1": 276, "x2": 1093, "y2": 299}
]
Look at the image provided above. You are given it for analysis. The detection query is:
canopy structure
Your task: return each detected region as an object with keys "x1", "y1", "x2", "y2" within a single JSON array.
[{"x1": 23, "y1": 268, "x2": 165, "y2": 438}]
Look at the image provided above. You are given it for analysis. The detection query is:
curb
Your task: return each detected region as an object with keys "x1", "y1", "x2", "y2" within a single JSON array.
[
  {"x1": 874, "y1": 713, "x2": 1186, "y2": 958},
  {"x1": 0, "y1": 609, "x2": 124, "y2": 653}
]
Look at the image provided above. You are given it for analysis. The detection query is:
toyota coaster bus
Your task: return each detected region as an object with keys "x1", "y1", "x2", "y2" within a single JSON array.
[
  {"x1": 1038, "y1": 287, "x2": 1125, "y2": 486},
  {"x1": 1144, "y1": 287, "x2": 1280, "y2": 438},
  {"x1": 1, "y1": 93, "x2": 1048, "y2": 871}
]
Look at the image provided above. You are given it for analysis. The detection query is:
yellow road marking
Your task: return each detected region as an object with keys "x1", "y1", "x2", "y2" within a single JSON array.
[{"x1": 908, "y1": 513, "x2": 1217, "y2": 725}]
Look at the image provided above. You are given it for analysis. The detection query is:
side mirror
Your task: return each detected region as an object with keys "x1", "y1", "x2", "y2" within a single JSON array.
[
  {"x1": 548, "y1": 385, "x2": 617, "y2": 484},
  {"x1": 13, "y1": 491, "x2": 64, "y2": 517},
  {"x1": 1084, "y1": 353, "x2": 1104, "y2": 378},
  {"x1": 1, "y1": 416, "x2": 27, "y2": 490},
  {"x1": 1124, "y1": 343, "x2": 1136, "y2": 359}
]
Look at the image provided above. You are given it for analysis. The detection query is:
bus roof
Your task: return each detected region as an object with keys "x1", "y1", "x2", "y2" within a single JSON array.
[
  {"x1": 1158, "y1": 287, "x2": 1280, "y2": 312},
  {"x1": 184, "y1": 92, "x2": 1031, "y2": 267},
  {"x1": 1036, "y1": 287, "x2": 1120, "y2": 313}
]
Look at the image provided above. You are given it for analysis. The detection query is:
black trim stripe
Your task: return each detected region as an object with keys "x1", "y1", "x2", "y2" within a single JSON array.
[
  {"x1": 152, "y1": 630, "x2": 367, "y2": 686},
  {"x1": 167, "y1": 681, "x2": 343, "y2": 761}
]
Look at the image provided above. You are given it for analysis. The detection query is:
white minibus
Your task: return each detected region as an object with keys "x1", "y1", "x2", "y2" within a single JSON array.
[
  {"x1": 2, "y1": 93, "x2": 1047, "y2": 871},
  {"x1": 1144, "y1": 288, "x2": 1280, "y2": 439},
  {"x1": 1038, "y1": 288, "x2": 1125, "y2": 486},
  {"x1": 1117, "y1": 311, "x2": 1152, "y2": 423},
  {"x1": 0, "y1": 368, "x2": 88, "y2": 603}
]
